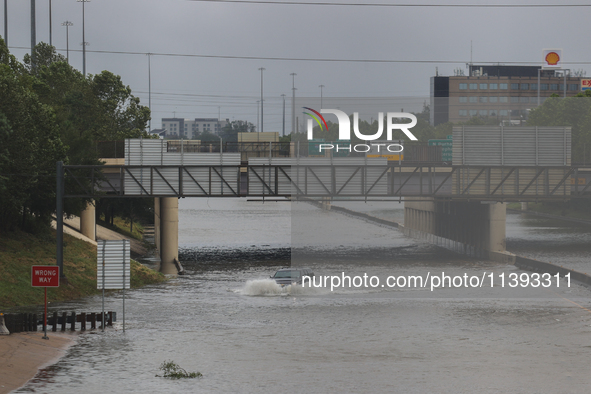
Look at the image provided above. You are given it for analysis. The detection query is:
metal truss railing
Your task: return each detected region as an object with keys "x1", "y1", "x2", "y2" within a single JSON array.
[{"x1": 61, "y1": 164, "x2": 591, "y2": 200}]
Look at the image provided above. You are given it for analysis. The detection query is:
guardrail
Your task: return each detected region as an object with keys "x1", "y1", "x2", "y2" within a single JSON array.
[{"x1": 2, "y1": 311, "x2": 116, "y2": 333}]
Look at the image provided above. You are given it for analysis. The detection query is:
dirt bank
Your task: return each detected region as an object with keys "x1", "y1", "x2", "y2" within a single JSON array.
[{"x1": 0, "y1": 331, "x2": 77, "y2": 394}]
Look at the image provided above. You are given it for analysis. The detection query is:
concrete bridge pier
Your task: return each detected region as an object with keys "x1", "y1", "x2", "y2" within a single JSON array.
[
  {"x1": 79, "y1": 200, "x2": 96, "y2": 241},
  {"x1": 154, "y1": 197, "x2": 160, "y2": 253},
  {"x1": 404, "y1": 198, "x2": 512, "y2": 262},
  {"x1": 159, "y1": 197, "x2": 179, "y2": 275}
]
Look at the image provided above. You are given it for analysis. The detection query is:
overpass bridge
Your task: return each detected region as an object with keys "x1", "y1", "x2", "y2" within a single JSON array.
[
  {"x1": 57, "y1": 129, "x2": 590, "y2": 276},
  {"x1": 58, "y1": 160, "x2": 591, "y2": 276},
  {"x1": 63, "y1": 162, "x2": 591, "y2": 200}
]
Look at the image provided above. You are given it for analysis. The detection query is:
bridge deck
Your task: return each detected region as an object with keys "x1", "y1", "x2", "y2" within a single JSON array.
[{"x1": 62, "y1": 164, "x2": 591, "y2": 201}]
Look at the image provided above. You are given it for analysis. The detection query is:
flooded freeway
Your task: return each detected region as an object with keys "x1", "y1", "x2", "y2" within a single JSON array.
[{"x1": 18, "y1": 199, "x2": 591, "y2": 393}]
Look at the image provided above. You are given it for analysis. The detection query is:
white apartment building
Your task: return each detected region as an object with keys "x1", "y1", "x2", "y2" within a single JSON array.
[{"x1": 161, "y1": 117, "x2": 229, "y2": 139}]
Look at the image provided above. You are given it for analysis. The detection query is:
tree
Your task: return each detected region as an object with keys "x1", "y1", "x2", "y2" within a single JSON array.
[
  {"x1": 197, "y1": 130, "x2": 219, "y2": 141},
  {"x1": 219, "y1": 120, "x2": 256, "y2": 141},
  {"x1": 23, "y1": 42, "x2": 66, "y2": 73},
  {"x1": 28, "y1": 44, "x2": 153, "y2": 221},
  {"x1": 28, "y1": 43, "x2": 153, "y2": 165},
  {"x1": 0, "y1": 39, "x2": 68, "y2": 232},
  {"x1": 527, "y1": 92, "x2": 591, "y2": 163},
  {"x1": 0, "y1": 40, "x2": 155, "y2": 233},
  {"x1": 90, "y1": 71, "x2": 151, "y2": 140}
]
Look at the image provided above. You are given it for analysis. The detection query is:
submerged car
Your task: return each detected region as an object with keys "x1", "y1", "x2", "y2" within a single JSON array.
[{"x1": 271, "y1": 268, "x2": 314, "y2": 286}]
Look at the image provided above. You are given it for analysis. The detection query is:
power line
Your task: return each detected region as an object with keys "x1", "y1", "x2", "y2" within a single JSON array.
[
  {"x1": 137, "y1": 91, "x2": 259, "y2": 99},
  {"x1": 8, "y1": 45, "x2": 466, "y2": 63},
  {"x1": 188, "y1": 0, "x2": 591, "y2": 7},
  {"x1": 9, "y1": 46, "x2": 591, "y2": 65}
]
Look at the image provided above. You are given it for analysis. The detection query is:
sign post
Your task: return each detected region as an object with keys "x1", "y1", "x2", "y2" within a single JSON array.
[
  {"x1": 97, "y1": 240, "x2": 130, "y2": 332},
  {"x1": 31, "y1": 266, "x2": 60, "y2": 339}
]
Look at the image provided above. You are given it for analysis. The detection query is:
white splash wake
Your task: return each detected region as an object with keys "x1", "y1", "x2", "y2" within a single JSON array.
[{"x1": 239, "y1": 279, "x2": 328, "y2": 296}]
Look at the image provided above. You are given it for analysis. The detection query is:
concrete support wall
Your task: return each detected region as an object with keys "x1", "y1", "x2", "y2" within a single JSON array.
[
  {"x1": 79, "y1": 200, "x2": 96, "y2": 241},
  {"x1": 404, "y1": 198, "x2": 436, "y2": 234},
  {"x1": 160, "y1": 197, "x2": 179, "y2": 275},
  {"x1": 404, "y1": 198, "x2": 508, "y2": 260}
]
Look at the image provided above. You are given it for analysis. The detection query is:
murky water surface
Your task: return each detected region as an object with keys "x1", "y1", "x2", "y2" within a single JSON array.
[
  {"x1": 18, "y1": 200, "x2": 591, "y2": 393},
  {"x1": 506, "y1": 211, "x2": 591, "y2": 274}
]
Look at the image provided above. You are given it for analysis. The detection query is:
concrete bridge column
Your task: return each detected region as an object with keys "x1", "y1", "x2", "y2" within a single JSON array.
[
  {"x1": 160, "y1": 197, "x2": 179, "y2": 275},
  {"x1": 484, "y1": 202, "x2": 506, "y2": 253},
  {"x1": 80, "y1": 200, "x2": 96, "y2": 241},
  {"x1": 154, "y1": 197, "x2": 160, "y2": 252}
]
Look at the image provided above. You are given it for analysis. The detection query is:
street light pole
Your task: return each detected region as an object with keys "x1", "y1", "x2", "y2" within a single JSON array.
[
  {"x1": 4, "y1": 0, "x2": 7, "y2": 46},
  {"x1": 61, "y1": 21, "x2": 72, "y2": 63},
  {"x1": 48, "y1": 0, "x2": 51, "y2": 46},
  {"x1": 319, "y1": 84, "x2": 325, "y2": 108},
  {"x1": 77, "y1": 0, "x2": 89, "y2": 76},
  {"x1": 30, "y1": 0, "x2": 35, "y2": 70},
  {"x1": 147, "y1": 53, "x2": 151, "y2": 131},
  {"x1": 281, "y1": 94, "x2": 286, "y2": 137},
  {"x1": 256, "y1": 101, "x2": 260, "y2": 133},
  {"x1": 290, "y1": 73, "x2": 296, "y2": 134},
  {"x1": 259, "y1": 67, "x2": 265, "y2": 133}
]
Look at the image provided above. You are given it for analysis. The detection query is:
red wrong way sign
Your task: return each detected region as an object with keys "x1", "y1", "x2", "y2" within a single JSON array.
[{"x1": 31, "y1": 266, "x2": 60, "y2": 287}]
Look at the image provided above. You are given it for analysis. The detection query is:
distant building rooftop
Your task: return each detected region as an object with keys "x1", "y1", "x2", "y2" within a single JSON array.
[{"x1": 468, "y1": 65, "x2": 556, "y2": 78}]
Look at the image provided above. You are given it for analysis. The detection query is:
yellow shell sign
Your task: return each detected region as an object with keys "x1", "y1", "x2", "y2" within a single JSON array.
[
  {"x1": 543, "y1": 49, "x2": 562, "y2": 68},
  {"x1": 545, "y1": 52, "x2": 560, "y2": 66}
]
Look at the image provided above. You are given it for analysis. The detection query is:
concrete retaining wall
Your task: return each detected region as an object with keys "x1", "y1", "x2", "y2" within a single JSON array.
[{"x1": 515, "y1": 256, "x2": 591, "y2": 287}]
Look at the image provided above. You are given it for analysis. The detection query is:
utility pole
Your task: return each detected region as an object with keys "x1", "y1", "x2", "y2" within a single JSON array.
[
  {"x1": 61, "y1": 21, "x2": 72, "y2": 63},
  {"x1": 30, "y1": 0, "x2": 35, "y2": 70},
  {"x1": 258, "y1": 67, "x2": 265, "y2": 133},
  {"x1": 319, "y1": 84, "x2": 325, "y2": 108},
  {"x1": 4, "y1": 0, "x2": 7, "y2": 46},
  {"x1": 77, "y1": 0, "x2": 89, "y2": 76},
  {"x1": 48, "y1": 0, "x2": 51, "y2": 46},
  {"x1": 147, "y1": 53, "x2": 151, "y2": 131},
  {"x1": 281, "y1": 94, "x2": 286, "y2": 137},
  {"x1": 256, "y1": 101, "x2": 260, "y2": 133},
  {"x1": 290, "y1": 73, "x2": 296, "y2": 134}
]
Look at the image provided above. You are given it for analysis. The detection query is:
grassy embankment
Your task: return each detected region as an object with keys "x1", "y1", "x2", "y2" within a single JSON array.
[
  {"x1": 507, "y1": 202, "x2": 591, "y2": 221},
  {"x1": 97, "y1": 216, "x2": 146, "y2": 242},
  {"x1": 0, "y1": 229, "x2": 166, "y2": 308}
]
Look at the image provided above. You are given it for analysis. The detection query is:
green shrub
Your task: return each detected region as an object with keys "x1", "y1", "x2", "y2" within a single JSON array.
[{"x1": 156, "y1": 360, "x2": 202, "y2": 379}]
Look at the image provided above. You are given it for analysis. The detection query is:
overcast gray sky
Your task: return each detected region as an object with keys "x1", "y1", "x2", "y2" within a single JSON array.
[{"x1": 3, "y1": 0, "x2": 590, "y2": 131}]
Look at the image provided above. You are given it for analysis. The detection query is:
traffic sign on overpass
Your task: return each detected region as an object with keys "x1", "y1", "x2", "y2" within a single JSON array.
[{"x1": 428, "y1": 137, "x2": 452, "y2": 162}]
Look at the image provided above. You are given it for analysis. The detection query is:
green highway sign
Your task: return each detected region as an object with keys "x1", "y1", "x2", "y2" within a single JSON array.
[{"x1": 428, "y1": 138, "x2": 453, "y2": 162}]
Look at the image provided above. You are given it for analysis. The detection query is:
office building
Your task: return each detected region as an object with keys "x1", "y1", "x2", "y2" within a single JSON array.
[{"x1": 430, "y1": 65, "x2": 583, "y2": 126}]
